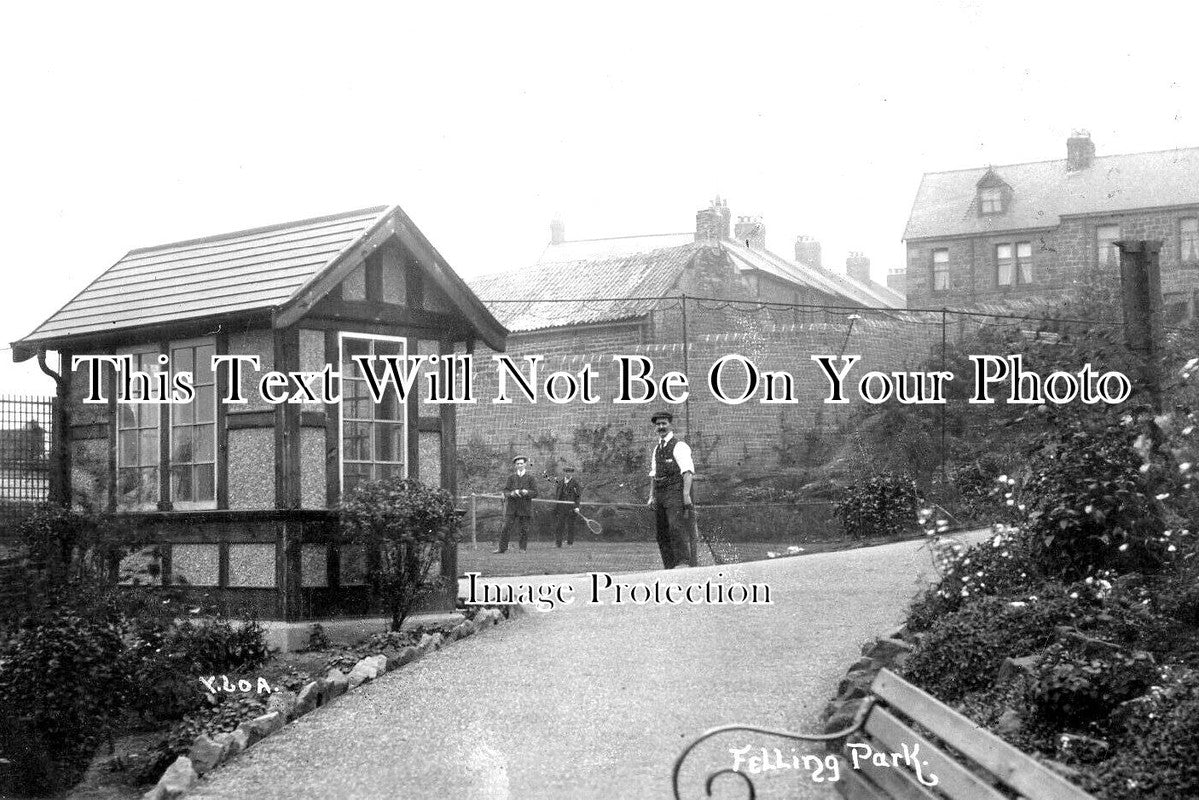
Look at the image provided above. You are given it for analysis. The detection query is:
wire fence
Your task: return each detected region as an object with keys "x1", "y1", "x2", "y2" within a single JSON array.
[
  {"x1": 454, "y1": 281, "x2": 1196, "y2": 574},
  {"x1": 0, "y1": 395, "x2": 54, "y2": 533}
]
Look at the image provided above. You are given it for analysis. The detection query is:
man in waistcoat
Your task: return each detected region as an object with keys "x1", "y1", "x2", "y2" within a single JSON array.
[
  {"x1": 646, "y1": 411, "x2": 695, "y2": 569},
  {"x1": 552, "y1": 465, "x2": 583, "y2": 547},
  {"x1": 495, "y1": 456, "x2": 537, "y2": 553}
]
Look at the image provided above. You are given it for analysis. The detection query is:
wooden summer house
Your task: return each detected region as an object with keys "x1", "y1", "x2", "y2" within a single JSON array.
[{"x1": 11, "y1": 205, "x2": 506, "y2": 646}]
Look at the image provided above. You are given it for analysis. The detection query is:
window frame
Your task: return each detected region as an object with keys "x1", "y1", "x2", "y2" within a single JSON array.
[
  {"x1": 979, "y1": 186, "x2": 1004, "y2": 215},
  {"x1": 931, "y1": 248, "x2": 950, "y2": 293},
  {"x1": 338, "y1": 332, "x2": 409, "y2": 496},
  {"x1": 1180, "y1": 217, "x2": 1199, "y2": 268},
  {"x1": 115, "y1": 346, "x2": 164, "y2": 511},
  {"x1": 995, "y1": 241, "x2": 1033, "y2": 287},
  {"x1": 1096, "y1": 223, "x2": 1121, "y2": 269},
  {"x1": 168, "y1": 337, "x2": 218, "y2": 510}
]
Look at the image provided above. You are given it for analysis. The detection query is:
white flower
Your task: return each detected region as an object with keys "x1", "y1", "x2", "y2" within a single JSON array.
[
  {"x1": 1119, "y1": 543, "x2": 1130, "y2": 552},
  {"x1": 1181, "y1": 462, "x2": 1193, "y2": 473},
  {"x1": 1168, "y1": 545, "x2": 1177, "y2": 552},
  {"x1": 1156, "y1": 493, "x2": 1171, "y2": 500}
]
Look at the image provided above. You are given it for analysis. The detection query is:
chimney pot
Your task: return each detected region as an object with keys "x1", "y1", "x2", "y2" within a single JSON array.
[
  {"x1": 1066, "y1": 130, "x2": 1095, "y2": 172},
  {"x1": 846, "y1": 251, "x2": 872, "y2": 283},
  {"x1": 794, "y1": 236, "x2": 822, "y2": 269},
  {"x1": 550, "y1": 217, "x2": 565, "y2": 245}
]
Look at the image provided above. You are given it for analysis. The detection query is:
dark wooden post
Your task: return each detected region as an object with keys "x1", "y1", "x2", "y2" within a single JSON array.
[{"x1": 1116, "y1": 239, "x2": 1163, "y2": 411}]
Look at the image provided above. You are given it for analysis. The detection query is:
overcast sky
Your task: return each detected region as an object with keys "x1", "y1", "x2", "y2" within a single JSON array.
[{"x1": 2, "y1": 1, "x2": 1197, "y2": 396}]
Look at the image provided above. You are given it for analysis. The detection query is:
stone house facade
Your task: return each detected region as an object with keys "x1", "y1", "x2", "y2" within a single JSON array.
[{"x1": 904, "y1": 133, "x2": 1199, "y2": 323}]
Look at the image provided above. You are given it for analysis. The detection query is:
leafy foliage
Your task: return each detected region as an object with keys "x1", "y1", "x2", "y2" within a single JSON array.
[
  {"x1": 833, "y1": 472, "x2": 917, "y2": 540},
  {"x1": 909, "y1": 524, "x2": 1044, "y2": 627},
  {"x1": 1083, "y1": 668, "x2": 1199, "y2": 799},
  {"x1": 0, "y1": 610, "x2": 126, "y2": 795},
  {"x1": 1023, "y1": 420, "x2": 1170, "y2": 580},
  {"x1": 1028, "y1": 643, "x2": 1157, "y2": 729},
  {"x1": 902, "y1": 592, "x2": 1084, "y2": 702},
  {"x1": 341, "y1": 477, "x2": 460, "y2": 631}
]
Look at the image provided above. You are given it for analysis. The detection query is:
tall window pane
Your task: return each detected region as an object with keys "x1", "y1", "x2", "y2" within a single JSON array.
[
  {"x1": 1182, "y1": 218, "x2": 1199, "y2": 265},
  {"x1": 932, "y1": 248, "x2": 949, "y2": 292},
  {"x1": 1016, "y1": 242, "x2": 1033, "y2": 284},
  {"x1": 116, "y1": 349, "x2": 161, "y2": 509},
  {"x1": 170, "y1": 339, "x2": 216, "y2": 507},
  {"x1": 996, "y1": 244, "x2": 1013, "y2": 286},
  {"x1": 1097, "y1": 224, "x2": 1120, "y2": 268},
  {"x1": 340, "y1": 334, "x2": 407, "y2": 493}
]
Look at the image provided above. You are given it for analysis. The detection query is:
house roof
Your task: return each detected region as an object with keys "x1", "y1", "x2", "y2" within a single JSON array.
[
  {"x1": 14, "y1": 205, "x2": 507, "y2": 358},
  {"x1": 470, "y1": 244, "x2": 699, "y2": 332},
  {"x1": 905, "y1": 146, "x2": 1199, "y2": 241},
  {"x1": 542, "y1": 232, "x2": 904, "y2": 310},
  {"x1": 721, "y1": 239, "x2": 905, "y2": 309},
  {"x1": 536, "y1": 233, "x2": 694, "y2": 262}
]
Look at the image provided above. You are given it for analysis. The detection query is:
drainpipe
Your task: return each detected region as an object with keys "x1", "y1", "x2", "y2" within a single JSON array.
[{"x1": 37, "y1": 350, "x2": 70, "y2": 507}]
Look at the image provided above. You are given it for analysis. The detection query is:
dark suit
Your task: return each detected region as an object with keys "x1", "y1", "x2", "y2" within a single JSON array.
[
  {"x1": 552, "y1": 476, "x2": 582, "y2": 546},
  {"x1": 498, "y1": 471, "x2": 537, "y2": 552}
]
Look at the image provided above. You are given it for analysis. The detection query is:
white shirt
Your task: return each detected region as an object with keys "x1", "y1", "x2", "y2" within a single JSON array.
[{"x1": 648, "y1": 432, "x2": 695, "y2": 477}]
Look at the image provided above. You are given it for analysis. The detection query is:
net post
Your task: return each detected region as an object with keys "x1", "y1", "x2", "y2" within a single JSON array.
[{"x1": 470, "y1": 493, "x2": 478, "y2": 550}]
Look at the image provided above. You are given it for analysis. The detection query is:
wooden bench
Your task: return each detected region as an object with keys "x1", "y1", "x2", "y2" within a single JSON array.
[{"x1": 672, "y1": 667, "x2": 1096, "y2": 800}]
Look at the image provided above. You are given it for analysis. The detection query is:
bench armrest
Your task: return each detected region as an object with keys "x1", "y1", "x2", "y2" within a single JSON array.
[{"x1": 671, "y1": 697, "x2": 875, "y2": 799}]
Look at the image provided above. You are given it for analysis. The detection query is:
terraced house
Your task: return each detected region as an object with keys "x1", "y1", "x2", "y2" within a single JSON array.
[
  {"x1": 11, "y1": 205, "x2": 506, "y2": 647},
  {"x1": 904, "y1": 132, "x2": 1199, "y2": 322}
]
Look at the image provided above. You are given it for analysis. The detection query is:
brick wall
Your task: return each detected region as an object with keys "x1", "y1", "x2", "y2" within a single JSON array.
[
  {"x1": 455, "y1": 314, "x2": 943, "y2": 488},
  {"x1": 906, "y1": 205, "x2": 1199, "y2": 312}
]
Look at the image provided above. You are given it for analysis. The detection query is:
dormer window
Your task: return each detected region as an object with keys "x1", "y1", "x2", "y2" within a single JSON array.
[{"x1": 979, "y1": 186, "x2": 1004, "y2": 215}]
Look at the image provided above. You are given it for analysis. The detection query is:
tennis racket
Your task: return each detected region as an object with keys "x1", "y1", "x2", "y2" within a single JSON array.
[{"x1": 575, "y1": 508, "x2": 603, "y2": 536}]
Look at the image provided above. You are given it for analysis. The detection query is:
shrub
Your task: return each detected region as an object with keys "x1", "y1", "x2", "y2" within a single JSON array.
[
  {"x1": 1084, "y1": 667, "x2": 1199, "y2": 799},
  {"x1": 1027, "y1": 643, "x2": 1157, "y2": 730},
  {"x1": 833, "y1": 473, "x2": 917, "y2": 540},
  {"x1": 122, "y1": 615, "x2": 269, "y2": 723},
  {"x1": 0, "y1": 611, "x2": 126, "y2": 795},
  {"x1": 1023, "y1": 421, "x2": 1169, "y2": 581},
  {"x1": 909, "y1": 524, "x2": 1044, "y2": 626},
  {"x1": 341, "y1": 477, "x2": 461, "y2": 631},
  {"x1": 903, "y1": 592, "x2": 1085, "y2": 702}
]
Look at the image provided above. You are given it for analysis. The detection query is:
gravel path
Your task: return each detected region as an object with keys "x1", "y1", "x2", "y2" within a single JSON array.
[{"x1": 191, "y1": 532, "x2": 988, "y2": 800}]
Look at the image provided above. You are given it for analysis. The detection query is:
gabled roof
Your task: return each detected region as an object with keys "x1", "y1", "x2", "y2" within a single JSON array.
[
  {"x1": 470, "y1": 244, "x2": 699, "y2": 332},
  {"x1": 537, "y1": 233, "x2": 694, "y2": 262},
  {"x1": 905, "y1": 146, "x2": 1199, "y2": 241},
  {"x1": 15, "y1": 205, "x2": 507, "y2": 358},
  {"x1": 721, "y1": 239, "x2": 905, "y2": 309},
  {"x1": 542, "y1": 232, "x2": 903, "y2": 310}
]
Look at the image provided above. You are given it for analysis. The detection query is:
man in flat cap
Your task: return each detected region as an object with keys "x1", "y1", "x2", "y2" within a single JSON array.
[
  {"x1": 551, "y1": 465, "x2": 583, "y2": 547},
  {"x1": 646, "y1": 410, "x2": 696, "y2": 569},
  {"x1": 496, "y1": 456, "x2": 537, "y2": 553}
]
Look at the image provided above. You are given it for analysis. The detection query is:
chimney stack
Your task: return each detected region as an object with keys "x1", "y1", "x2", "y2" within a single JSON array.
[
  {"x1": 1066, "y1": 130, "x2": 1095, "y2": 172},
  {"x1": 886, "y1": 267, "x2": 906, "y2": 297},
  {"x1": 846, "y1": 251, "x2": 872, "y2": 283},
  {"x1": 734, "y1": 215, "x2": 766, "y2": 250},
  {"x1": 550, "y1": 216, "x2": 565, "y2": 245},
  {"x1": 794, "y1": 236, "x2": 822, "y2": 269},
  {"x1": 695, "y1": 196, "x2": 731, "y2": 241}
]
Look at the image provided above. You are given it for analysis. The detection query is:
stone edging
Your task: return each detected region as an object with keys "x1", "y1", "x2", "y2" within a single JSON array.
[
  {"x1": 820, "y1": 623, "x2": 914, "y2": 746},
  {"x1": 142, "y1": 607, "x2": 518, "y2": 800}
]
